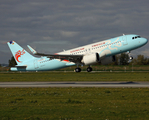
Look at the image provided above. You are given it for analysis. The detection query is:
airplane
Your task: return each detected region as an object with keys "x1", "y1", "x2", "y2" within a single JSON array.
[{"x1": 7, "y1": 34, "x2": 148, "y2": 72}]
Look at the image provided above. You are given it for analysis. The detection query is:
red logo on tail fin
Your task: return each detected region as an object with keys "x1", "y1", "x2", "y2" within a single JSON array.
[{"x1": 15, "y1": 49, "x2": 25, "y2": 63}]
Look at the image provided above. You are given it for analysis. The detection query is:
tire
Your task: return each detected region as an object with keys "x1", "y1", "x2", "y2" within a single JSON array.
[
  {"x1": 75, "y1": 68, "x2": 81, "y2": 73},
  {"x1": 87, "y1": 67, "x2": 92, "y2": 72},
  {"x1": 130, "y1": 56, "x2": 133, "y2": 60}
]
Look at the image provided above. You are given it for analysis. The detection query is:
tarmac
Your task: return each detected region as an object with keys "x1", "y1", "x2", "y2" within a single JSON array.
[{"x1": 0, "y1": 81, "x2": 149, "y2": 88}]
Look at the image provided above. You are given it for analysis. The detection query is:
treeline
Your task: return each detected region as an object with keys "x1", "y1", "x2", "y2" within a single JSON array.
[
  {"x1": 8, "y1": 56, "x2": 17, "y2": 67},
  {"x1": 6, "y1": 53, "x2": 149, "y2": 67},
  {"x1": 112, "y1": 53, "x2": 149, "y2": 65},
  {"x1": 130, "y1": 55, "x2": 149, "y2": 65}
]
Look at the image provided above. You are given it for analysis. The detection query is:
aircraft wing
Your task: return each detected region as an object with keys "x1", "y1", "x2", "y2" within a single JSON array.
[
  {"x1": 35, "y1": 52, "x2": 83, "y2": 62},
  {"x1": 27, "y1": 45, "x2": 83, "y2": 63}
]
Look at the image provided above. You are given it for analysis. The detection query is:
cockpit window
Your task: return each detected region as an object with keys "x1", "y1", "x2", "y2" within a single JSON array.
[{"x1": 132, "y1": 36, "x2": 141, "y2": 40}]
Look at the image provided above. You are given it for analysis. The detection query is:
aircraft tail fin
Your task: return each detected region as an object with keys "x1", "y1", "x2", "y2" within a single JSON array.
[{"x1": 7, "y1": 41, "x2": 35, "y2": 65}]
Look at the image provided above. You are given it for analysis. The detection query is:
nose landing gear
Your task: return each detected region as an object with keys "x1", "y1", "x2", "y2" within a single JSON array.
[
  {"x1": 129, "y1": 56, "x2": 133, "y2": 60},
  {"x1": 127, "y1": 51, "x2": 133, "y2": 60}
]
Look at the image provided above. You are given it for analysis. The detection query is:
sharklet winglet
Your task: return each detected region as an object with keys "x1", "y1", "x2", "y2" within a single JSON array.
[{"x1": 27, "y1": 45, "x2": 37, "y2": 54}]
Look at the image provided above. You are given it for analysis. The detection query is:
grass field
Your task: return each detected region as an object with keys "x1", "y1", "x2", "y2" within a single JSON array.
[
  {"x1": 1, "y1": 87, "x2": 149, "y2": 120},
  {"x1": 1, "y1": 72, "x2": 149, "y2": 119},
  {"x1": 0, "y1": 72, "x2": 149, "y2": 82}
]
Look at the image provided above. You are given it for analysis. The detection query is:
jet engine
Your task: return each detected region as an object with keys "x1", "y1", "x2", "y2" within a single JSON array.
[
  {"x1": 101, "y1": 56, "x2": 116, "y2": 65},
  {"x1": 81, "y1": 53, "x2": 100, "y2": 65}
]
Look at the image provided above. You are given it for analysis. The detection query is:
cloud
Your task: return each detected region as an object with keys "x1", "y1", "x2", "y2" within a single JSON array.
[
  {"x1": 1, "y1": 0, "x2": 149, "y2": 63},
  {"x1": 60, "y1": 31, "x2": 79, "y2": 37},
  {"x1": 30, "y1": 40, "x2": 78, "y2": 53}
]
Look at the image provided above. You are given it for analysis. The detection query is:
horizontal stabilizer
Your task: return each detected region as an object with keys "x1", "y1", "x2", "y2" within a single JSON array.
[
  {"x1": 10, "y1": 66, "x2": 27, "y2": 71},
  {"x1": 15, "y1": 65, "x2": 27, "y2": 68}
]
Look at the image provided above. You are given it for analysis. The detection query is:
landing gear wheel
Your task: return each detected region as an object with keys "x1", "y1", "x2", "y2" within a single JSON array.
[
  {"x1": 129, "y1": 56, "x2": 133, "y2": 60},
  {"x1": 75, "y1": 68, "x2": 81, "y2": 73},
  {"x1": 87, "y1": 67, "x2": 92, "y2": 72},
  {"x1": 127, "y1": 51, "x2": 133, "y2": 60}
]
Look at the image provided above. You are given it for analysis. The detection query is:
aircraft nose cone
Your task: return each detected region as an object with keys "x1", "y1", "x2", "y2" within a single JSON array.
[{"x1": 144, "y1": 38, "x2": 148, "y2": 45}]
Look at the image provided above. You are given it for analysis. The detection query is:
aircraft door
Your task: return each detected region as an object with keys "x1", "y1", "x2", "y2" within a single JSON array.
[
  {"x1": 34, "y1": 59, "x2": 39, "y2": 69},
  {"x1": 123, "y1": 36, "x2": 128, "y2": 46}
]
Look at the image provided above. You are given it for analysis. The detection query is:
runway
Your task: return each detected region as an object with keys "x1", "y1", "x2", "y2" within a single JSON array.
[{"x1": 0, "y1": 81, "x2": 149, "y2": 88}]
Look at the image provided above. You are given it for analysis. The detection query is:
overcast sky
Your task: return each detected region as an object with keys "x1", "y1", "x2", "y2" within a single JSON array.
[{"x1": 0, "y1": 0, "x2": 149, "y2": 64}]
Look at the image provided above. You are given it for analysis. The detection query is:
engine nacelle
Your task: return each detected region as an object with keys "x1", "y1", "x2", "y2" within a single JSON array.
[
  {"x1": 81, "y1": 53, "x2": 100, "y2": 65},
  {"x1": 101, "y1": 56, "x2": 116, "y2": 65}
]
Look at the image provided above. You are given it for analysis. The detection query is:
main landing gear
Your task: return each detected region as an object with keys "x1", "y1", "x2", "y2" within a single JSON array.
[
  {"x1": 75, "y1": 67, "x2": 81, "y2": 73},
  {"x1": 87, "y1": 66, "x2": 92, "y2": 72},
  {"x1": 75, "y1": 66, "x2": 93, "y2": 73}
]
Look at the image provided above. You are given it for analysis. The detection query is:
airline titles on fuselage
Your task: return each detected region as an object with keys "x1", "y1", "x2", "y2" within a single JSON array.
[
  {"x1": 69, "y1": 40, "x2": 123, "y2": 55},
  {"x1": 92, "y1": 42, "x2": 105, "y2": 47},
  {"x1": 70, "y1": 42, "x2": 106, "y2": 55},
  {"x1": 70, "y1": 48, "x2": 85, "y2": 53}
]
